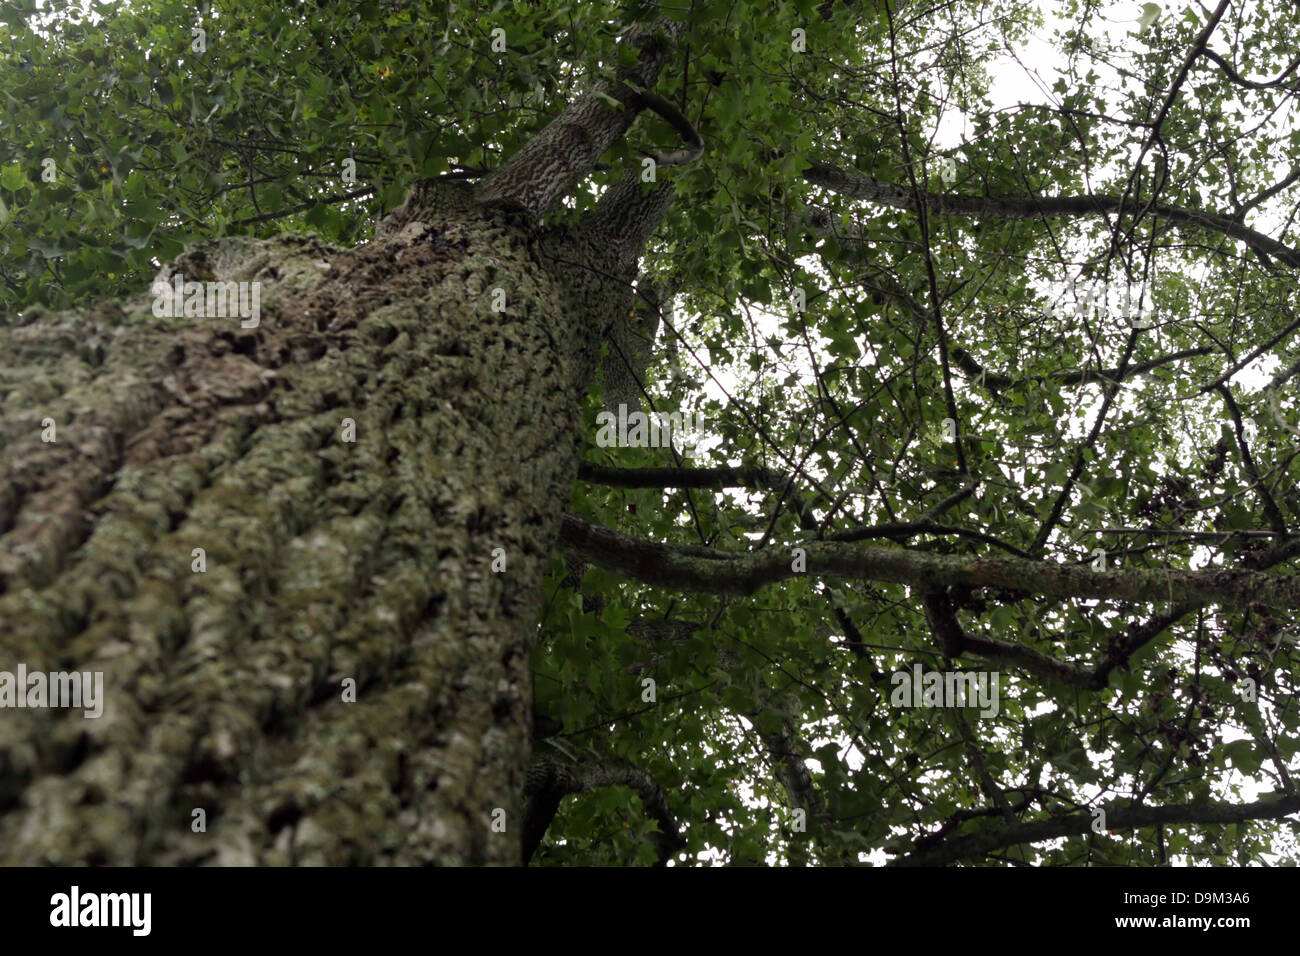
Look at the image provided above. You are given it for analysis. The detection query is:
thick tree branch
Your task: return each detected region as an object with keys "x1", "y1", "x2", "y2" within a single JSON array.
[
  {"x1": 890, "y1": 792, "x2": 1300, "y2": 866},
  {"x1": 474, "y1": 18, "x2": 687, "y2": 218},
  {"x1": 559, "y1": 513, "x2": 1300, "y2": 610},
  {"x1": 522, "y1": 754, "x2": 686, "y2": 865},
  {"x1": 802, "y1": 161, "x2": 1300, "y2": 269},
  {"x1": 575, "y1": 170, "x2": 679, "y2": 273}
]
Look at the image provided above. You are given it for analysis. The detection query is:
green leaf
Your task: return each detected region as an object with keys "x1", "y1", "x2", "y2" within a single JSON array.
[
  {"x1": 1, "y1": 165, "x2": 27, "y2": 191},
  {"x1": 1224, "y1": 740, "x2": 1262, "y2": 774}
]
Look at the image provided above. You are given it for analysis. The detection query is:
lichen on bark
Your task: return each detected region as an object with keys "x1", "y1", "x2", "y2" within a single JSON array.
[{"x1": 0, "y1": 197, "x2": 615, "y2": 864}]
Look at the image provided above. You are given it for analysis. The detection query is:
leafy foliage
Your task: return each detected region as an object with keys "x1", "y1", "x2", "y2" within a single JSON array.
[{"x1": 6, "y1": 0, "x2": 1300, "y2": 865}]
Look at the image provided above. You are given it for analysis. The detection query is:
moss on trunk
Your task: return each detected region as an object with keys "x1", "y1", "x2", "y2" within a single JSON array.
[{"x1": 0, "y1": 194, "x2": 609, "y2": 864}]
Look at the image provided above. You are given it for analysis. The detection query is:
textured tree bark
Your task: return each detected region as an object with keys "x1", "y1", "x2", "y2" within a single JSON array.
[{"x1": 0, "y1": 184, "x2": 624, "y2": 864}]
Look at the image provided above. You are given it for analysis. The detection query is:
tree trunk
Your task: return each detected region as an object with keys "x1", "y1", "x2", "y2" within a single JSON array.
[{"x1": 0, "y1": 182, "x2": 620, "y2": 864}]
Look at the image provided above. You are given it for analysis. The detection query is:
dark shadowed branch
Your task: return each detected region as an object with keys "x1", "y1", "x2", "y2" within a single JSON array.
[
  {"x1": 522, "y1": 753, "x2": 686, "y2": 864},
  {"x1": 891, "y1": 792, "x2": 1300, "y2": 866}
]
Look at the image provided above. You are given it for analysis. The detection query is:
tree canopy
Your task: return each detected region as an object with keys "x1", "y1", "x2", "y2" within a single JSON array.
[{"x1": 4, "y1": 0, "x2": 1300, "y2": 865}]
